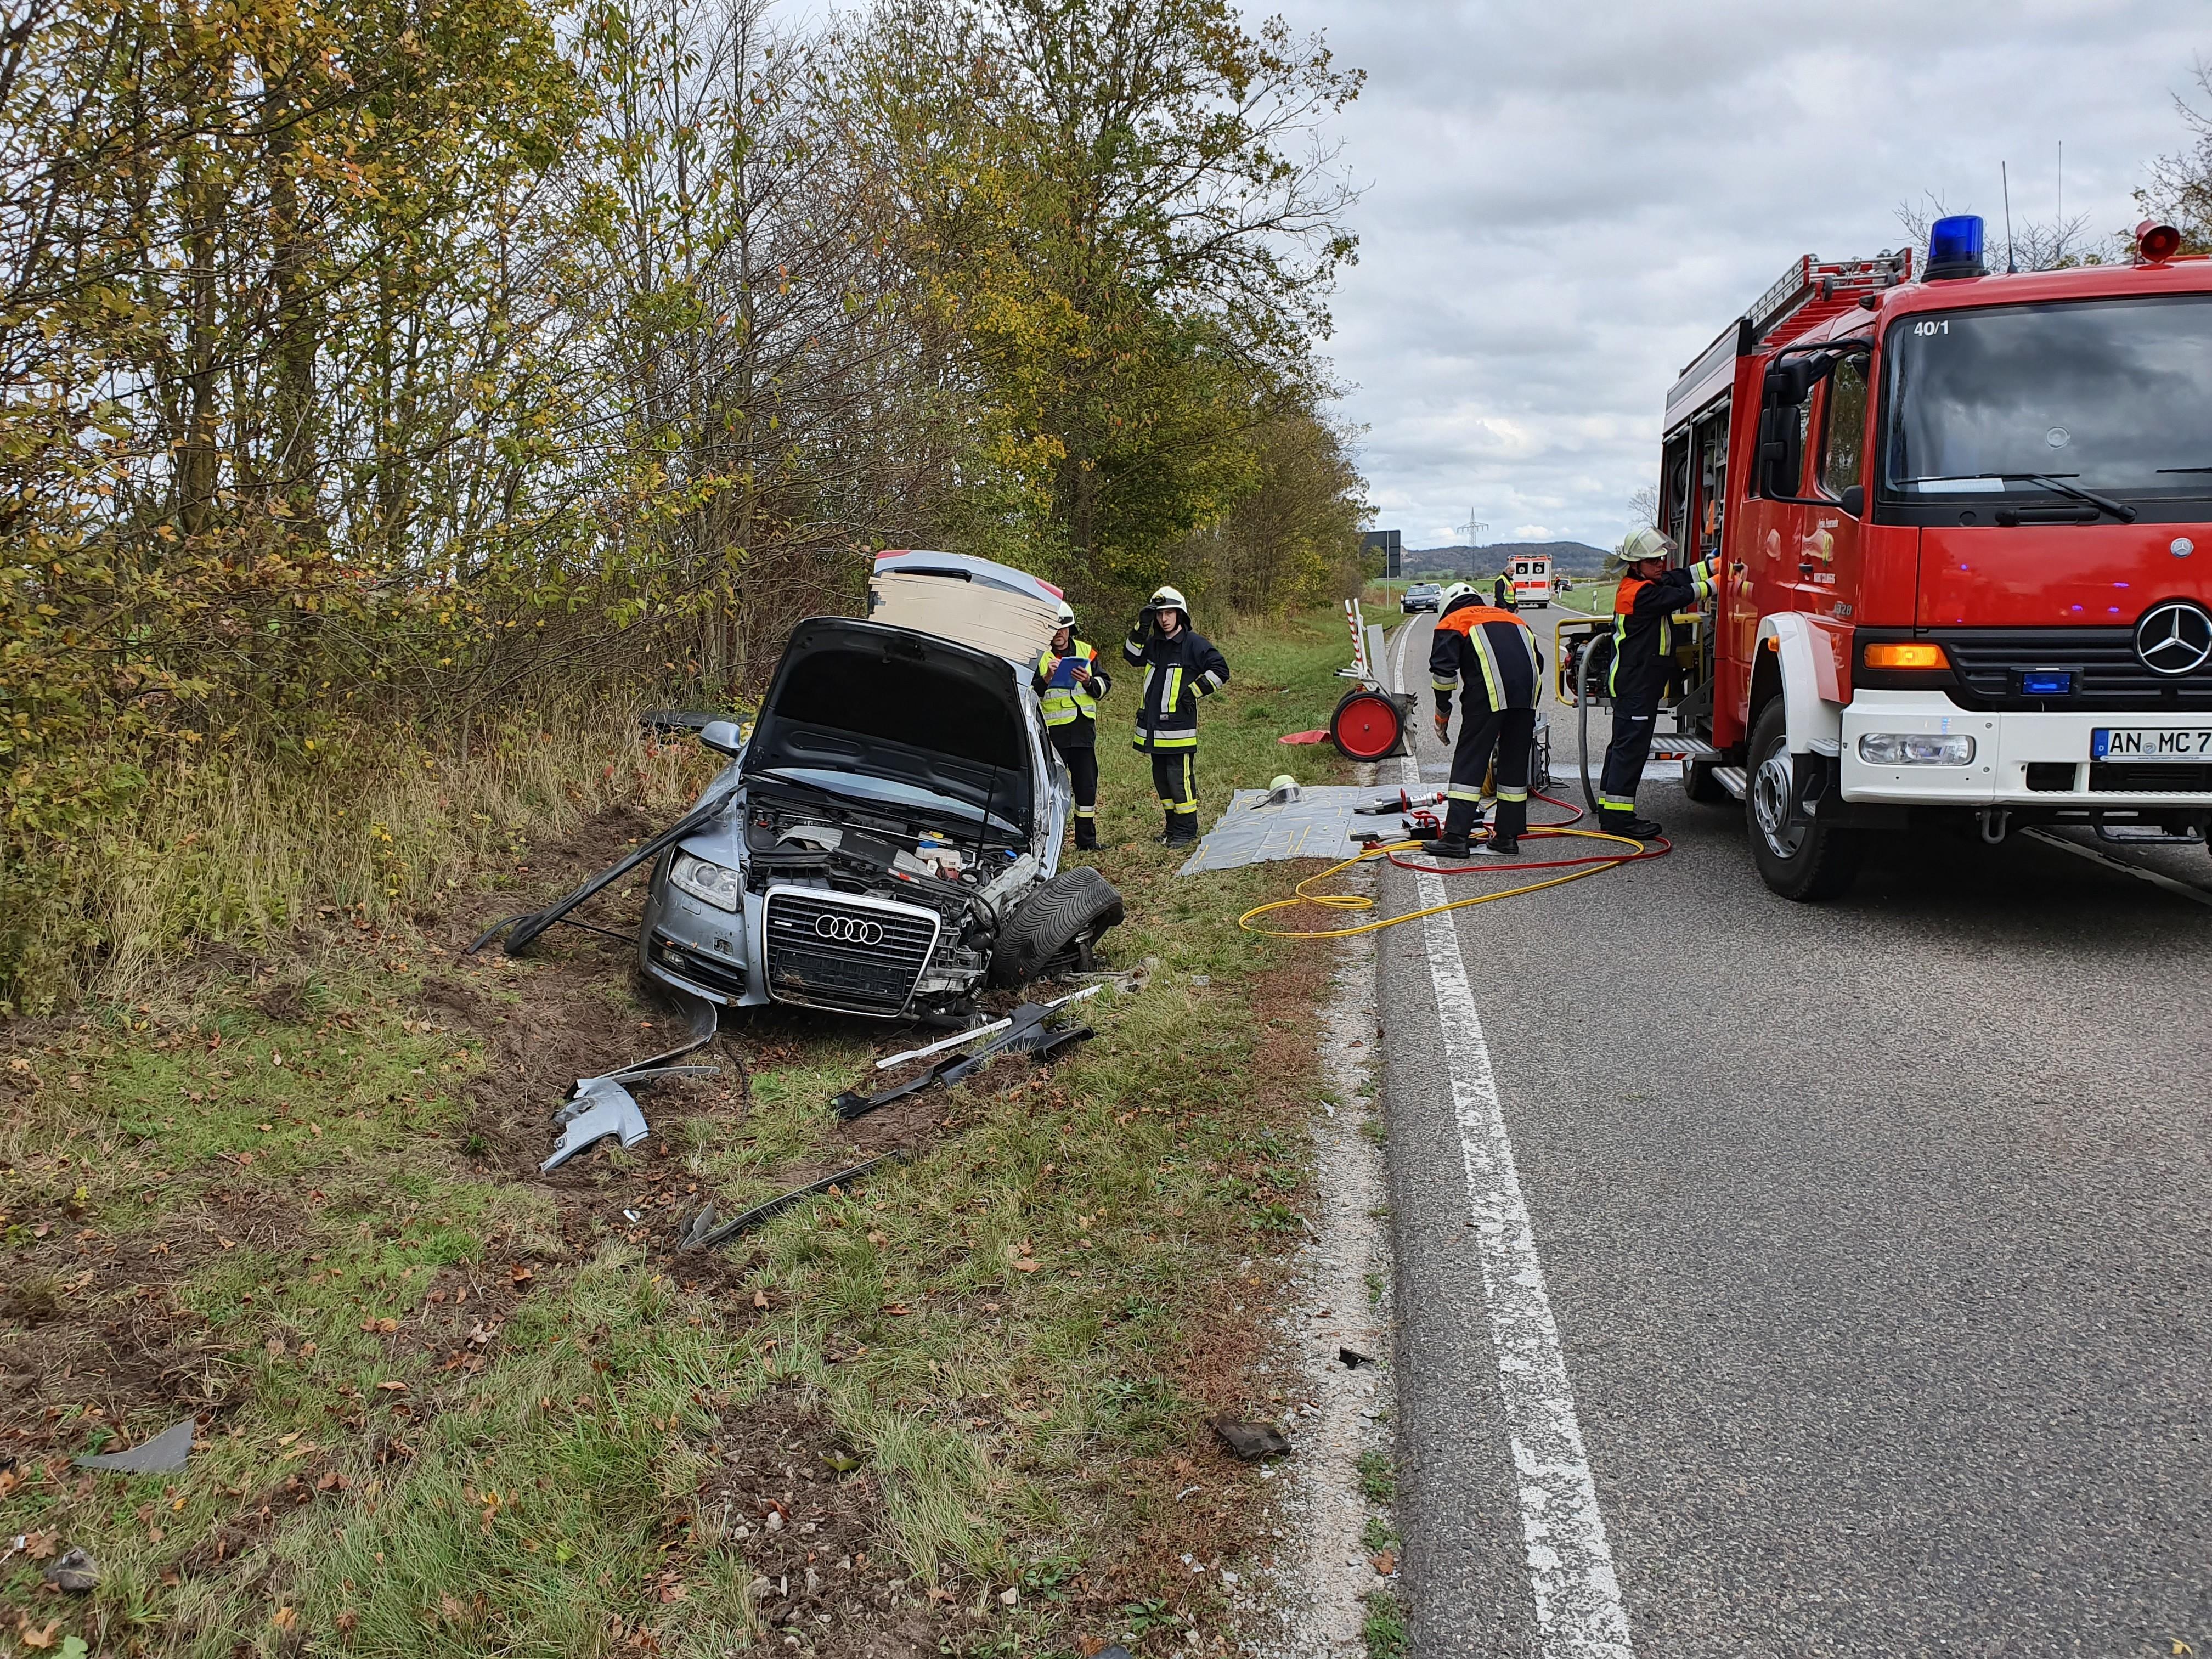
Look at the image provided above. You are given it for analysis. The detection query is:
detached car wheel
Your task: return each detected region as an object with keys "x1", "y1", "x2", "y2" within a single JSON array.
[
  {"x1": 1745, "y1": 701, "x2": 1863, "y2": 901},
  {"x1": 989, "y1": 867, "x2": 1125, "y2": 988}
]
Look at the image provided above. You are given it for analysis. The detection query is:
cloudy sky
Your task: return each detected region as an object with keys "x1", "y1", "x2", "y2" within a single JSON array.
[{"x1": 1266, "y1": 1, "x2": 2207, "y2": 551}]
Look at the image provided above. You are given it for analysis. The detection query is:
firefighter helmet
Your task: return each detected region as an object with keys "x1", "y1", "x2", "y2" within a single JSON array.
[
  {"x1": 1440, "y1": 582, "x2": 1475, "y2": 608},
  {"x1": 1053, "y1": 601, "x2": 1076, "y2": 628},
  {"x1": 1149, "y1": 585, "x2": 1189, "y2": 612},
  {"x1": 1606, "y1": 526, "x2": 1676, "y2": 573}
]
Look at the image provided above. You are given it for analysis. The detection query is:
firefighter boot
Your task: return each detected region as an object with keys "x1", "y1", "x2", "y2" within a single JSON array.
[
  {"x1": 1157, "y1": 810, "x2": 1179, "y2": 844},
  {"x1": 1601, "y1": 811, "x2": 1664, "y2": 840},
  {"x1": 1074, "y1": 816, "x2": 1098, "y2": 851}
]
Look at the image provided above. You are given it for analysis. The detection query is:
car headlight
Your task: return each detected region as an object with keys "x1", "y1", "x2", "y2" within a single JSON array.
[
  {"x1": 670, "y1": 850, "x2": 741, "y2": 910},
  {"x1": 1857, "y1": 733, "x2": 1976, "y2": 766}
]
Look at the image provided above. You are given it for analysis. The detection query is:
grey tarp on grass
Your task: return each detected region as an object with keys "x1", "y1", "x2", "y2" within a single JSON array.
[{"x1": 1176, "y1": 786, "x2": 1388, "y2": 876}]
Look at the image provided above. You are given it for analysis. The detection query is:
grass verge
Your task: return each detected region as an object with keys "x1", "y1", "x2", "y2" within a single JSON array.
[{"x1": 3, "y1": 607, "x2": 1358, "y2": 1656}]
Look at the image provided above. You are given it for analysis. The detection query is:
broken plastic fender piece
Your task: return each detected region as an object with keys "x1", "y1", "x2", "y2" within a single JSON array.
[
  {"x1": 75, "y1": 1417, "x2": 193, "y2": 1474},
  {"x1": 676, "y1": 1152, "x2": 909, "y2": 1251},
  {"x1": 542, "y1": 1076, "x2": 650, "y2": 1172}
]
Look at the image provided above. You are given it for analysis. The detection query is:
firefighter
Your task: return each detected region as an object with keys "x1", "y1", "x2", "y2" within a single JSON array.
[
  {"x1": 1492, "y1": 571, "x2": 1513, "y2": 611},
  {"x1": 1429, "y1": 581, "x2": 1541, "y2": 858},
  {"x1": 1596, "y1": 527, "x2": 1718, "y2": 839},
  {"x1": 1033, "y1": 601, "x2": 1111, "y2": 850},
  {"x1": 1124, "y1": 585, "x2": 1230, "y2": 846}
]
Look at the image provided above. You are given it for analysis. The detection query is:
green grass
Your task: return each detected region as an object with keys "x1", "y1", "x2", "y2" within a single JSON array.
[
  {"x1": 1363, "y1": 1588, "x2": 1409, "y2": 1657},
  {"x1": 1356, "y1": 1449, "x2": 1396, "y2": 1504},
  {"x1": 1, "y1": 606, "x2": 1363, "y2": 1657}
]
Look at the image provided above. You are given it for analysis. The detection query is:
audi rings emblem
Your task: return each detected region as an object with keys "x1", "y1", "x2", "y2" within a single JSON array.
[
  {"x1": 2134, "y1": 600, "x2": 2212, "y2": 677},
  {"x1": 814, "y1": 913, "x2": 884, "y2": 946}
]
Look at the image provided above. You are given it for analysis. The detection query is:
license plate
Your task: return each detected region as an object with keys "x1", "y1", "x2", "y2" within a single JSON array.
[{"x1": 2091, "y1": 727, "x2": 2212, "y2": 760}]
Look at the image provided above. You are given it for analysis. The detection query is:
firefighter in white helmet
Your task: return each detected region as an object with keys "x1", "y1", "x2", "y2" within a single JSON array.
[
  {"x1": 1032, "y1": 600, "x2": 1111, "y2": 850},
  {"x1": 1124, "y1": 584, "x2": 1231, "y2": 846},
  {"x1": 1596, "y1": 526, "x2": 1718, "y2": 838}
]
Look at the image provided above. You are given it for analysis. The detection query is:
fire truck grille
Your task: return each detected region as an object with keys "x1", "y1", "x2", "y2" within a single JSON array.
[
  {"x1": 1936, "y1": 629, "x2": 2212, "y2": 712},
  {"x1": 762, "y1": 888, "x2": 939, "y2": 1016},
  {"x1": 2087, "y1": 763, "x2": 2212, "y2": 794}
]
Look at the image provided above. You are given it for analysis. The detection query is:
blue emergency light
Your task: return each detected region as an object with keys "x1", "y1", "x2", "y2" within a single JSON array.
[
  {"x1": 2020, "y1": 669, "x2": 2073, "y2": 696},
  {"x1": 1926, "y1": 215, "x2": 1987, "y2": 280}
]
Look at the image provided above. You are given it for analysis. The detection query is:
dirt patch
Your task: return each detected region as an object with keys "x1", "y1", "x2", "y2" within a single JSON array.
[
  {"x1": 253, "y1": 980, "x2": 311, "y2": 1025},
  {"x1": 0, "y1": 1190, "x2": 314, "y2": 1454},
  {"x1": 693, "y1": 1385, "x2": 939, "y2": 1659}
]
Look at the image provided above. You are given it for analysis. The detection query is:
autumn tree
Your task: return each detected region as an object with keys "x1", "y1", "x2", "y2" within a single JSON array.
[{"x1": 844, "y1": 0, "x2": 1362, "y2": 605}]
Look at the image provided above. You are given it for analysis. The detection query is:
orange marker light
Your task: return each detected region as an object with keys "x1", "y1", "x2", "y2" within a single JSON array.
[{"x1": 1863, "y1": 641, "x2": 1950, "y2": 670}]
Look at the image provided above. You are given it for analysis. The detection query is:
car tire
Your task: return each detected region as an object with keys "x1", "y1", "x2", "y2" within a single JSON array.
[
  {"x1": 989, "y1": 867, "x2": 1125, "y2": 988},
  {"x1": 1745, "y1": 701, "x2": 1863, "y2": 900}
]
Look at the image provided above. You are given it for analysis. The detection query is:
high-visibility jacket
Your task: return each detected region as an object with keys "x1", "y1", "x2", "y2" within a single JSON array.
[
  {"x1": 1430, "y1": 595, "x2": 1540, "y2": 715},
  {"x1": 1609, "y1": 560, "x2": 1716, "y2": 702},
  {"x1": 1032, "y1": 640, "x2": 1110, "y2": 742},
  {"x1": 1122, "y1": 625, "x2": 1229, "y2": 752}
]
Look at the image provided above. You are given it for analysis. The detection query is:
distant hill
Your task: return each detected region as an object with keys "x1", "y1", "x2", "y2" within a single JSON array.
[{"x1": 1405, "y1": 540, "x2": 1610, "y2": 578}]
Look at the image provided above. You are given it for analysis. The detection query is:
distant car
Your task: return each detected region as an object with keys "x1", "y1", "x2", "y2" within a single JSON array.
[{"x1": 1402, "y1": 582, "x2": 1441, "y2": 613}]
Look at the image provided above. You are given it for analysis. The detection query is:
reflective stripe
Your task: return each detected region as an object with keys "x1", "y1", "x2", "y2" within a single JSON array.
[
  {"x1": 1597, "y1": 793, "x2": 1635, "y2": 811},
  {"x1": 1431, "y1": 675, "x2": 1459, "y2": 692},
  {"x1": 1074, "y1": 805, "x2": 1095, "y2": 818},
  {"x1": 1158, "y1": 753, "x2": 1198, "y2": 811},
  {"x1": 1467, "y1": 627, "x2": 1504, "y2": 709},
  {"x1": 1144, "y1": 732, "x2": 1198, "y2": 748},
  {"x1": 1197, "y1": 668, "x2": 1224, "y2": 693},
  {"x1": 1446, "y1": 786, "x2": 1485, "y2": 803},
  {"x1": 1497, "y1": 787, "x2": 1528, "y2": 802},
  {"x1": 1037, "y1": 644, "x2": 1101, "y2": 726},
  {"x1": 1164, "y1": 666, "x2": 1184, "y2": 715}
]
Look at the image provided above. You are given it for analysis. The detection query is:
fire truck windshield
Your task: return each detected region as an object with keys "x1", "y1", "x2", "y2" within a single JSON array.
[{"x1": 1883, "y1": 293, "x2": 2212, "y2": 499}]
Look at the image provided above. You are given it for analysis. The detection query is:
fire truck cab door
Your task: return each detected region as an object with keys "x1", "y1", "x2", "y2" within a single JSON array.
[{"x1": 1796, "y1": 360, "x2": 1871, "y2": 618}]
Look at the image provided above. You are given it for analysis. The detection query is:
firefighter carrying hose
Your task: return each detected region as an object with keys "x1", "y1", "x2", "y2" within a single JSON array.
[
  {"x1": 1125, "y1": 585, "x2": 1230, "y2": 847},
  {"x1": 1429, "y1": 580, "x2": 1541, "y2": 859},
  {"x1": 1596, "y1": 527, "x2": 1718, "y2": 838},
  {"x1": 1034, "y1": 601, "x2": 1111, "y2": 850}
]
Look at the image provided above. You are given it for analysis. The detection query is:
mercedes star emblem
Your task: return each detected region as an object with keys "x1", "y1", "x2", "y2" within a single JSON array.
[{"x1": 2134, "y1": 600, "x2": 2212, "y2": 677}]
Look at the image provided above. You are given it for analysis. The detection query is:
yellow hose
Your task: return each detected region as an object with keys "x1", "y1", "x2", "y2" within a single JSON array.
[{"x1": 1236, "y1": 828, "x2": 1653, "y2": 939}]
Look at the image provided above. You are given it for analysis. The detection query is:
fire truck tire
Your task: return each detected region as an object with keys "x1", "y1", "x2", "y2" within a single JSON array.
[
  {"x1": 1745, "y1": 701, "x2": 1863, "y2": 901},
  {"x1": 1683, "y1": 757, "x2": 1730, "y2": 804}
]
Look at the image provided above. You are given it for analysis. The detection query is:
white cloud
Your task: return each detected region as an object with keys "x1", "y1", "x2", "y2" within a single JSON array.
[{"x1": 1280, "y1": 0, "x2": 2207, "y2": 549}]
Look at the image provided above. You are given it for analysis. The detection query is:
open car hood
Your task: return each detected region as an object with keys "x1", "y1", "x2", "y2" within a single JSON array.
[{"x1": 743, "y1": 617, "x2": 1036, "y2": 839}]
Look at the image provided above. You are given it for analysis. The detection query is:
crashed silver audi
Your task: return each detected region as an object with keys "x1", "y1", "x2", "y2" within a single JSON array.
[{"x1": 633, "y1": 553, "x2": 1124, "y2": 1020}]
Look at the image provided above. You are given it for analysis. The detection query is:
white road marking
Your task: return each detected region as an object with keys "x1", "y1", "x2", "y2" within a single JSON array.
[
  {"x1": 1387, "y1": 619, "x2": 1637, "y2": 1657},
  {"x1": 2022, "y1": 828, "x2": 2212, "y2": 910}
]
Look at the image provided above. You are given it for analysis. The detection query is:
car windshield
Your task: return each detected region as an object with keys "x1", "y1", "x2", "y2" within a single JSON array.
[
  {"x1": 752, "y1": 768, "x2": 1025, "y2": 841},
  {"x1": 1884, "y1": 293, "x2": 2212, "y2": 496}
]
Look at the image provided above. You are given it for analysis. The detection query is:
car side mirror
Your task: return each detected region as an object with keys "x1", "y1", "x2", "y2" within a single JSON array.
[
  {"x1": 1837, "y1": 483, "x2": 1864, "y2": 518},
  {"x1": 698, "y1": 719, "x2": 744, "y2": 757}
]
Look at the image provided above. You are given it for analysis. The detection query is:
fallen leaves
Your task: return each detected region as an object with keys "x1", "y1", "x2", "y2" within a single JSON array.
[
  {"x1": 374, "y1": 1380, "x2": 408, "y2": 1393},
  {"x1": 1370, "y1": 1550, "x2": 1396, "y2": 1575}
]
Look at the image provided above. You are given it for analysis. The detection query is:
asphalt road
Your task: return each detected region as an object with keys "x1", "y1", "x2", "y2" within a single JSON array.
[{"x1": 1375, "y1": 608, "x2": 2212, "y2": 1659}]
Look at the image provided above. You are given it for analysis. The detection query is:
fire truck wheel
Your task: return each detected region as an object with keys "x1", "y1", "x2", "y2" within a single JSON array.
[
  {"x1": 1745, "y1": 701, "x2": 1863, "y2": 901},
  {"x1": 1682, "y1": 757, "x2": 1730, "y2": 804}
]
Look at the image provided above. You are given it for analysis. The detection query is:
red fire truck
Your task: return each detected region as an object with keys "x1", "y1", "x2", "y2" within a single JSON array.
[{"x1": 1616, "y1": 216, "x2": 2212, "y2": 899}]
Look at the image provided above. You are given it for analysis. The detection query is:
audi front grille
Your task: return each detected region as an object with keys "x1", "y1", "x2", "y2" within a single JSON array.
[{"x1": 761, "y1": 885, "x2": 941, "y2": 1017}]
